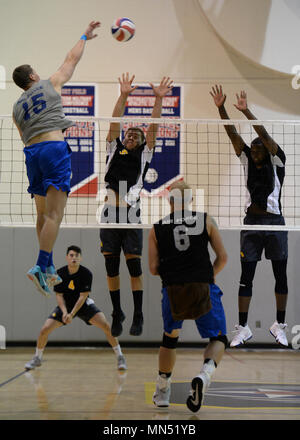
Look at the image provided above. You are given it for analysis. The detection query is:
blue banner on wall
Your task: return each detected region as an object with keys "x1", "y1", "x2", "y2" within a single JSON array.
[{"x1": 62, "y1": 85, "x2": 98, "y2": 197}]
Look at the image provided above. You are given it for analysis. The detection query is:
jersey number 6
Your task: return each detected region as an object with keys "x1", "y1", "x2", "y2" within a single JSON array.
[{"x1": 173, "y1": 225, "x2": 190, "y2": 251}]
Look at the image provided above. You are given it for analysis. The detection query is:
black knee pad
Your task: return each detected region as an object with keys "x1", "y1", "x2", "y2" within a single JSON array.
[
  {"x1": 239, "y1": 261, "x2": 257, "y2": 297},
  {"x1": 275, "y1": 283, "x2": 288, "y2": 294},
  {"x1": 272, "y1": 260, "x2": 288, "y2": 294},
  {"x1": 210, "y1": 335, "x2": 228, "y2": 349},
  {"x1": 238, "y1": 283, "x2": 253, "y2": 297},
  {"x1": 126, "y1": 257, "x2": 142, "y2": 277},
  {"x1": 162, "y1": 333, "x2": 178, "y2": 349},
  {"x1": 104, "y1": 254, "x2": 120, "y2": 278}
]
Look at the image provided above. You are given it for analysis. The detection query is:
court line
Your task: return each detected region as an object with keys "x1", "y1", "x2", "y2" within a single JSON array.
[{"x1": 0, "y1": 370, "x2": 27, "y2": 388}]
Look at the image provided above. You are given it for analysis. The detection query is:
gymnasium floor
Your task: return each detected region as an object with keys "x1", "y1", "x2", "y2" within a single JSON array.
[{"x1": 0, "y1": 346, "x2": 299, "y2": 421}]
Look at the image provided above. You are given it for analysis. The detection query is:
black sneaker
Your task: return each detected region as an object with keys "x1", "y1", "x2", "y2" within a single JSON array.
[
  {"x1": 129, "y1": 312, "x2": 144, "y2": 336},
  {"x1": 186, "y1": 373, "x2": 208, "y2": 413},
  {"x1": 111, "y1": 311, "x2": 126, "y2": 337}
]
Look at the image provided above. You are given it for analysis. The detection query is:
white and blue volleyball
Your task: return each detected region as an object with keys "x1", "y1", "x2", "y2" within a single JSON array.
[{"x1": 111, "y1": 18, "x2": 135, "y2": 42}]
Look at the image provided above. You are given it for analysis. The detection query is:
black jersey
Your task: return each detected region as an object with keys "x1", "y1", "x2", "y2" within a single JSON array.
[
  {"x1": 104, "y1": 137, "x2": 153, "y2": 207},
  {"x1": 154, "y1": 211, "x2": 214, "y2": 287},
  {"x1": 239, "y1": 144, "x2": 285, "y2": 215},
  {"x1": 53, "y1": 265, "x2": 93, "y2": 308}
]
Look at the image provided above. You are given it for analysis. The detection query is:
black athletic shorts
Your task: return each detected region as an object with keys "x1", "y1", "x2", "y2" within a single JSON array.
[
  {"x1": 49, "y1": 301, "x2": 101, "y2": 326},
  {"x1": 240, "y1": 214, "x2": 288, "y2": 262},
  {"x1": 100, "y1": 204, "x2": 143, "y2": 255}
]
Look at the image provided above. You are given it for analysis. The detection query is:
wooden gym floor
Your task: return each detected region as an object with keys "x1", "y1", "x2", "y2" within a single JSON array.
[{"x1": 0, "y1": 347, "x2": 299, "y2": 421}]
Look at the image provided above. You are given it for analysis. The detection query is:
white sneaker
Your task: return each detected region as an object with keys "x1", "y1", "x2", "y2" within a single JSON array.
[
  {"x1": 117, "y1": 355, "x2": 127, "y2": 371},
  {"x1": 230, "y1": 324, "x2": 253, "y2": 347},
  {"x1": 153, "y1": 375, "x2": 171, "y2": 407},
  {"x1": 25, "y1": 356, "x2": 42, "y2": 370},
  {"x1": 270, "y1": 321, "x2": 288, "y2": 346}
]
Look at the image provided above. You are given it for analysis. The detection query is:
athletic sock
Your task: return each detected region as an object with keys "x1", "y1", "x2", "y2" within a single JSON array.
[
  {"x1": 109, "y1": 290, "x2": 122, "y2": 314},
  {"x1": 159, "y1": 371, "x2": 172, "y2": 378},
  {"x1": 47, "y1": 252, "x2": 53, "y2": 268},
  {"x1": 204, "y1": 358, "x2": 217, "y2": 368},
  {"x1": 276, "y1": 310, "x2": 286, "y2": 324},
  {"x1": 132, "y1": 290, "x2": 143, "y2": 315},
  {"x1": 112, "y1": 344, "x2": 122, "y2": 357},
  {"x1": 239, "y1": 312, "x2": 248, "y2": 327},
  {"x1": 35, "y1": 348, "x2": 44, "y2": 360},
  {"x1": 36, "y1": 250, "x2": 50, "y2": 273}
]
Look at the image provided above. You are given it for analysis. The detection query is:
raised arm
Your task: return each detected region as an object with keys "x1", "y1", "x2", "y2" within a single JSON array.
[
  {"x1": 234, "y1": 90, "x2": 278, "y2": 156},
  {"x1": 210, "y1": 85, "x2": 245, "y2": 156},
  {"x1": 146, "y1": 76, "x2": 173, "y2": 150},
  {"x1": 50, "y1": 21, "x2": 100, "y2": 93},
  {"x1": 106, "y1": 73, "x2": 138, "y2": 142}
]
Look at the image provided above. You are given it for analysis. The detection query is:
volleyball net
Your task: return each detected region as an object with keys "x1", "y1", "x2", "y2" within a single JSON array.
[{"x1": 0, "y1": 116, "x2": 299, "y2": 229}]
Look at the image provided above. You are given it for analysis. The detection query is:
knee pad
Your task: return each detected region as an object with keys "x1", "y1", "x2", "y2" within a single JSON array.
[
  {"x1": 162, "y1": 333, "x2": 178, "y2": 349},
  {"x1": 104, "y1": 254, "x2": 120, "y2": 278},
  {"x1": 126, "y1": 257, "x2": 142, "y2": 278},
  {"x1": 274, "y1": 277, "x2": 288, "y2": 295},
  {"x1": 238, "y1": 283, "x2": 253, "y2": 297},
  {"x1": 239, "y1": 261, "x2": 256, "y2": 297},
  {"x1": 210, "y1": 335, "x2": 228, "y2": 349},
  {"x1": 272, "y1": 260, "x2": 288, "y2": 294}
]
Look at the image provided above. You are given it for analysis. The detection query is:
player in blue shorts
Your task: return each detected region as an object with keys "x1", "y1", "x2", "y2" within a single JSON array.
[
  {"x1": 12, "y1": 21, "x2": 100, "y2": 297},
  {"x1": 25, "y1": 245, "x2": 127, "y2": 371},
  {"x1": 148, "y1": 181, "x2": 228, "y2": 413},
  {"x1": 211, "y1": 86, "x2": 289, "y2": 347}
]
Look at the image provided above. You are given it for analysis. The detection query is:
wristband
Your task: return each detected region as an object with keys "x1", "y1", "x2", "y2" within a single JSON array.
[{"x1": 80, "y1": 34, "x2": 87, "y2": 41}]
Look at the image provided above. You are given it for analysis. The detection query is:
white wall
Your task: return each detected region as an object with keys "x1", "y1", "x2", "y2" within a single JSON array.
[{"x1": 0, "y1": 227, "x2": 299, "y2": 344}]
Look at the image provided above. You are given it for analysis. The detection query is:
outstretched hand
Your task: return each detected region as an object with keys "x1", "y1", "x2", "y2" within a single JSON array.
[
  {"x1": 119, "y1": 72, "x2": 138, "y2": 96},
  {"x1": 234, "y1": 90, "x2": 248, "y2": 112},
  {"x1": 210, "y1": 85, "x2": 226, "y2": 107},
  {"x1": 150, "y1": 76, "x2": 173, "y2": 98},
  {"x1": 84, "y1": 21, "x2": 101, "y2": 40}
]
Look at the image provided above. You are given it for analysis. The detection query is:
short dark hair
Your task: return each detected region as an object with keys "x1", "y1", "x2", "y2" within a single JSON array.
[
  {"x1": 67, "y1": 245, "x2": 82, "y2": 255},
  {"x1": 126, "y1": 127, "x2": 146, "y2": 146},
  {"x1": 250, "y1": 137, "x2": 264, "y2": 148},
  {"x1": 12, "y1": 64, "x2": 34, "y2": 90}
]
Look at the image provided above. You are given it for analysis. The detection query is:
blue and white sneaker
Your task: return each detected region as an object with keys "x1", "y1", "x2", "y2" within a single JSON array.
[
  {"x1": 46, "y1": 265, "x2": 62, "y2": 287},
  {"x1": 27, "y1": 265, "x2": 51, "y2": 297}
]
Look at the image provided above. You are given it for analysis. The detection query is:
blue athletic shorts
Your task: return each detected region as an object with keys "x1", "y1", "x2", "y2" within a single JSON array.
[
  {"x1": 240, "y1": 214, "x2": 288, "y2": 262},
  {"x1": 161, "y1": 283, "x2": 227, "y2": 338},
  {"x1": 24, "y1": 141, "x2": 72, "y2": 197}
]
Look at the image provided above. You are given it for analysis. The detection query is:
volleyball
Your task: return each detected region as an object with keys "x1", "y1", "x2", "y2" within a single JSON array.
[{"x1": 111, "y1": 18, "x2": 135, "y2": 42}]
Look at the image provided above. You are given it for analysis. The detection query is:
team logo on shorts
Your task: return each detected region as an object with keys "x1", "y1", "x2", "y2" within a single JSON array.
[
  {"x1": 240, "y1": 251, "x2": 245, "y2": 258},
  {"x1": 52, "y1": 313, "x2": 56, "y2": 317}
]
